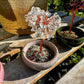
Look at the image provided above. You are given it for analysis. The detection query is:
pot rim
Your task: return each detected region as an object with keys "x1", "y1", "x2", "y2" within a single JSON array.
[{"x1": 22, "y1": 40, "x2": 59, "y2": 65}]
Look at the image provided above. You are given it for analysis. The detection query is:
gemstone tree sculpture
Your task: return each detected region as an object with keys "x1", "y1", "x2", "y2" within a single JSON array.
[
  {"x1": 64, "y1": 0, "x2": 84, "y2": 33},
  {"x1": 25, "y1": 7, "x2": 61, "y2": 54}
]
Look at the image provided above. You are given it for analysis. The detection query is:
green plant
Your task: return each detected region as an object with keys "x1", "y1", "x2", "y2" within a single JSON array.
[
  {"x1": 78, "y1": 46, "x2": 84, "y2": 55},
  {"x1": 69, "y1": 46, "x2": 84, "y2": 64},
  {"x1": 1, "y1": 52, "x2": 21, "y2": 64},
  {"x1": 48, "y1": 0, "x2": 71, "y2": 11},
  {"x1": 48, "y1": 0, "x2": 84, "y2": 18},
  {"x1": 69, "y1": 53, "x2": 81, "y2": 64},
  {"x1": 48, "y1": 0, "x2": 56, "y2": 9}
]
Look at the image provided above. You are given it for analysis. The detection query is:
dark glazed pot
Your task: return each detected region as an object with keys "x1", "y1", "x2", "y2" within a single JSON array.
[
  {"x1": 56, "y1": 26, "x2": 84, "y2": 47},
  {"x1": 22, "y1": 40, "x2": 59, "y2": 71}
]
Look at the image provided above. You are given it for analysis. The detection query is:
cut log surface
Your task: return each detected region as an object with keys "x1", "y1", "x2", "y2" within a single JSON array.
[
  {"x1": 56, "y1": 58, "x2": 84, "y2": 84},
  {"x1": 0, "y1": 0, "x2": 48, "y2": 34},
  {"x1": 0, "y1": 38, "x2": 83, "y2": 84}
]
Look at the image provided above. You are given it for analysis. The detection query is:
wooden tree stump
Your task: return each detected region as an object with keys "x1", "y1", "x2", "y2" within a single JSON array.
[{"x1": 0, "y1": 0, "x2": 48, "y2": 35}]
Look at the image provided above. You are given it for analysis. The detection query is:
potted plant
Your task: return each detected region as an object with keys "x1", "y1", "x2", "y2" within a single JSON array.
[
  {"x1": 0, "y1": 62, "x2": 4, "y2": 84},
  {"x1": 56, "y1": 0, "x2": 84, "y2": 47},
  {"x1": 22, "y1": 7, "x2": 61, "y2": 71}
]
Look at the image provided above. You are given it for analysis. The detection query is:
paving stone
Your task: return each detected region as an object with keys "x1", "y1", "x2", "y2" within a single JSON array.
[
  {"x1": 48, "y1": 9, "x2": 67, "y2": 17},
  {"x1": 56, "y1": 58, "x2": 84, "y2": 84},
  {"x1": 3, "y1": 58, "x2": 38, "y2": 84},
  {"x1": 49, "y1": 11, "x2": 67, "y2": 18},
  {"x1": 48, "y1": 9, "x2": 55, "y2": 13},
  {"x1": 62, "y1": 15, "x2": 84, "y2": 26},
  {"x1": 56, "y1": 11, "x2": 67, "y2": 17}
]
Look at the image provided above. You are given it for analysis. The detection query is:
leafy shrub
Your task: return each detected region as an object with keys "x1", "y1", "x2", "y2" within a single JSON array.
[{"x1": 48, "y1": 0, "x2": 84, "y2": 17}]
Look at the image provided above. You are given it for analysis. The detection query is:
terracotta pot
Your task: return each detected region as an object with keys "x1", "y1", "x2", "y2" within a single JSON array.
[
  {"x1": 0, "y1": 62, "x2": 4, "y2": 84},
  {"x1": 22, "y1": 40, "x2": 59, "y2": 71},
  {"x1": 56, "y1": 26, "x2": 84, "y2": 47},
  {"x1": 0, "y1": 0, "x2": 48, "y2": 35}
]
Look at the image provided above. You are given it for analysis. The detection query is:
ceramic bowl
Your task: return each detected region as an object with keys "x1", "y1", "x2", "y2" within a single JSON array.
[
  {"x1": 56, "y1": 26, "x2": 84, "y2": 47},
  {"x1": 22, "y1": 40, "x2": 59, "y2": 71}
]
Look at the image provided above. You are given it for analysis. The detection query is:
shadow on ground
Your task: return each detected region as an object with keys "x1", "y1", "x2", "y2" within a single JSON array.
[{"x1": 4, "y1": 58, "x2": 39, "y2": 81}]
